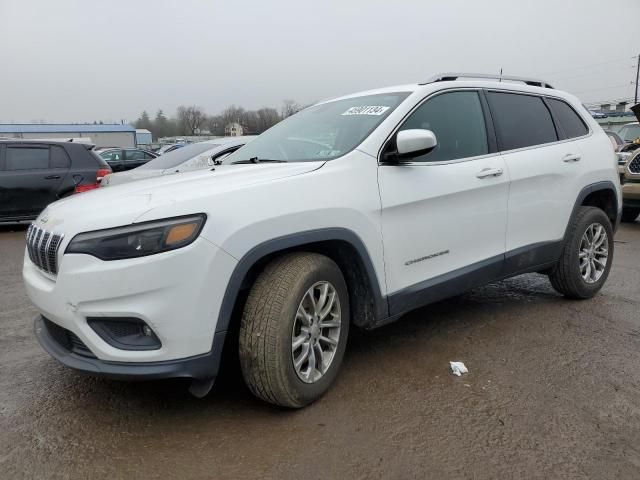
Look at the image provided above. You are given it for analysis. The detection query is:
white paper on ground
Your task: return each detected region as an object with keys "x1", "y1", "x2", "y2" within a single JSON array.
[{"x1": 450, "y1": 361, "x2": 468, "y2": 376}]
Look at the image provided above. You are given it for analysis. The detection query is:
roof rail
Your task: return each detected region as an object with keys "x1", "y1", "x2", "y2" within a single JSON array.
[{"x1": 421, "y1": 72, "x2": 554, "y2": 89}]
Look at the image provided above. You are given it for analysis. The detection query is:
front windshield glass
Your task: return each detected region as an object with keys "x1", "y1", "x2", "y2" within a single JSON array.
[
  {"x1": 620, "y1": 124, "x2": 640, "y2": 143},
  {"x1": 138, "y1": 143, "x2": 218, "y2": 170},
  {"x1": 223, "y1": 92, "x2": 410, "y2": 163}
]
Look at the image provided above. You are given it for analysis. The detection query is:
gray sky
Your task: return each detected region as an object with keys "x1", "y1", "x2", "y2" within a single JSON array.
[{"x1": 1, "y1": 0, "x2": 638, "y2": 123}]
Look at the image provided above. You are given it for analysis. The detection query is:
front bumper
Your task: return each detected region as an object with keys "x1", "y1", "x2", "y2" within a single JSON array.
[
  {"x1": 35, "y1": 315, "x2": 226, "y2": 380},
  {"x1": 24, "y1": 236, "x2": 237, "y2": 367}
]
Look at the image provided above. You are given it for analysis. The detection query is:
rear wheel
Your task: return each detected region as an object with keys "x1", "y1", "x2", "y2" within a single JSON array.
[
  {"x1": 548, "y1": 206, "x2": 613, "y2": 299},
  {"x1": 239, "y1": 252, "x2": 349, "y2": 408},
  {"x1": 621, "y1": 207, "x2": 640, "y2": 223}
]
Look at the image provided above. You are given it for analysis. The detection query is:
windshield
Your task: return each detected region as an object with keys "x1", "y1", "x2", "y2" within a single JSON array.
[
  {"x1": 138, "y1": 143, "x2": 218, "y2": 170},
  {"x1": 223, "y1": 92, "x2": 410, "y2": 163},
  {"x1": 619, "y1": 124, "x2": 640, "y2": 143}
]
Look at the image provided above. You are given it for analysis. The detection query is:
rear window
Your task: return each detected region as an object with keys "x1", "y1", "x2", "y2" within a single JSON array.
[
  {"x1": 487, "y1": 92, "x2": 558, "y2": 151},
  {"x1": 547, "y1": 98, "x2": 589, "y2": 139},
  {"x1": 6, "y1": 147, "x2": 49, "y2": 170},
  {"x1": 139, "y1": 142, "x2": 219, "y2": 170},
  {"x1": 50, "y1": 145, "x2": 71, "y2": 168}
]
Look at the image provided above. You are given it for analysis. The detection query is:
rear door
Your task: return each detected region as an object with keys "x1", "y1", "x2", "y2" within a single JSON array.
[
  {"x1": 0, "y1": 144, "x2": 64, "y2": 219},
  {"x1": 486, "y1": 91, "x2": 588, "y2": 258}
]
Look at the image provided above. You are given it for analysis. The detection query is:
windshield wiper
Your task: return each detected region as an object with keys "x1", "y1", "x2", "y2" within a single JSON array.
[{"x1": 231, "y1": 157, "x2": 287, "y2": 165}]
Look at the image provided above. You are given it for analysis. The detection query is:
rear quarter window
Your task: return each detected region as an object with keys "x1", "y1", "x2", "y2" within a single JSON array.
[
  {"x1": 50, "y1": 145, "x2": 71, "y2": 168},
  {"x1": 546, "y1": 98, "x2": 589, "y2": 139},
  {"x1": 487, "y1": 91, "x2": 558, "y2": 151}
]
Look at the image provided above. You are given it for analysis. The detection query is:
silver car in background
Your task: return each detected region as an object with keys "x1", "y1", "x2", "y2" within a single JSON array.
[{"x1": 101, "y1": 136, "x2": 255, "y2": 187}]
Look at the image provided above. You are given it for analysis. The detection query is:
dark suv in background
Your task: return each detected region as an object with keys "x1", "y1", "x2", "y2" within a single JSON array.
[{"x1": 0, "y1": 140, "x2": 111, "y2": 222}]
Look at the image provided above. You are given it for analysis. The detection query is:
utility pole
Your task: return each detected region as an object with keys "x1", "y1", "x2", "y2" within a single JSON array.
[{"x1": 635, "y1": 53, "x2": 639, "y2": 104}]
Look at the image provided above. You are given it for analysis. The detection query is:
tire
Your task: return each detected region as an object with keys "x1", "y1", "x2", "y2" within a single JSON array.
[
  {"x1": 548, "y1": 206, "x2": 614, "y2": 299},
  {"x1": 239, "y1": 252, "x2": 350, "y2": 408},
  {"x1": 621, "y1": 207, "x2": 640, "y2": 223}
]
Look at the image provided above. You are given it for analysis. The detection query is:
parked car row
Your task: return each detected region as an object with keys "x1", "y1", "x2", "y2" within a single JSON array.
[
  {"x1": 0, "y1": 140, "x2": 111, "y2": 222},
  {"x1": 101, "y1": 137, "x2": 254, "y2": 187},
  {"x1": 0, "y1": 137, "x2": 256, "y2": 222}
]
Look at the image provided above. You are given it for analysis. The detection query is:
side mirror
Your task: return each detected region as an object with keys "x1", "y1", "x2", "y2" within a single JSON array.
[{"x1": 395, "y1": 129, "x2": 437, "y2": 160}]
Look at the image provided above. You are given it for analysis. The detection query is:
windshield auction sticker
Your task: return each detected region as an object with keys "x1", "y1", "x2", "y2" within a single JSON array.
[{"x1": 341, "y1": 106, "x2": 390, "y2": 116}]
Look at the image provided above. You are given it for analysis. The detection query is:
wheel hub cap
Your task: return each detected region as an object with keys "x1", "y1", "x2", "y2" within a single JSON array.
[
  {"x1": 579, "y1": 222, "x2": 609, "y2": 284},
  {"x1": 291, "y1": 281, "x2": 341, "y2": 384}
]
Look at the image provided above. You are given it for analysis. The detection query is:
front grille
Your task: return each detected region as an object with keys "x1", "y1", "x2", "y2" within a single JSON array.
[
  {"x1": 26, "y1": 224, "x2": 64, "y2": 275},
  {"x1": 629, "y1": 154, "x2": 640, "y2": 174},
  {"x1": 43, "y1": 318, "x2": 96, "y2": 358}
]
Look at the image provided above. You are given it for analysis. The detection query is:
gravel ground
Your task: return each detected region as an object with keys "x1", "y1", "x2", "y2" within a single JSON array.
[{"x1": 1, "y1": 222, "x2": 639, "y2": 479}]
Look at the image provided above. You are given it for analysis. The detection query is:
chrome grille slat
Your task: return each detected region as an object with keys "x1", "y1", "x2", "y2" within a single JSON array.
[{"x1": 25, "y1": 224, "x2": 64, "y2": 276}]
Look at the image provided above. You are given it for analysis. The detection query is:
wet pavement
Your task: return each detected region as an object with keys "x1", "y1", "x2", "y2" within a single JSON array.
[{"x1": 1, "y1": 222, "x2": 640, "y2": 479}]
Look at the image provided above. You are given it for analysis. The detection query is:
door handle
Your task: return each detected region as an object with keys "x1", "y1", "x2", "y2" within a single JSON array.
[
  {"x1": 562, "y1": 153, "x2": 581, "y2": 163},
  {"x1": 476, "y1": 167, "x2": 503, "y2": 179},
  {"x1": 44, "y1": 175, "x2": 61, "y2": 180}
]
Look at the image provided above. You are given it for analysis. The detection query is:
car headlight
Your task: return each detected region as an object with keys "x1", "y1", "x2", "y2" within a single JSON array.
[
  {"x1": 618, "y1": 152, "x2": 632, "y2": 165},
  {"x1": 66, "y1": 214, "x2": 206, "y2": 260}
]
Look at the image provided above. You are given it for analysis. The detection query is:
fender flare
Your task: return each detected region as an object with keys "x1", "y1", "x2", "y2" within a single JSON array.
[
  {"x1": 564, "y1": 180, "x2": 620, "y2": 240},
  {"x1": 213, "y1": 227, "x2": 388, "y2": 336}
]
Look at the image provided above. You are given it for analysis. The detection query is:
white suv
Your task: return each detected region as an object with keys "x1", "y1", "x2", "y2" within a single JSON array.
[{"x1": 24, "y1": 73, "x2": 621, "y2": 408}]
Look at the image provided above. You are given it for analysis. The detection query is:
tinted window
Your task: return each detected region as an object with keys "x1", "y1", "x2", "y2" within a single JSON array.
[
  {"x1": 50, "y1": 145, "x2": 71, "y2": 168},
  {"x1": 399, "y1": 91, "x2": 488, "y2": 162},
  {"x1": 126, "y1": 150, "x2": 145, "y2": 161},
  {"x1": 6, "y1": 147, "x2": 49, "y2": 170},
  {"x1": 144, "y1": 152, "x2": 156, "y2": 159},
  {"x1": 100, "y1": 150, "x2": 122, "y2": 161},
  {"x1": 487, "y1": 92, "x2": 558, "y2": 150},
  {"x1": 547, "y1": 98, "x2": 588, "y2": 139}
]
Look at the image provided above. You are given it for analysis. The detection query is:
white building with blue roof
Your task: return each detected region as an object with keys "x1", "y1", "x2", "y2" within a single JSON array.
[{"x1": 0, "y1": 123, "x2": 136, "y2": 148}]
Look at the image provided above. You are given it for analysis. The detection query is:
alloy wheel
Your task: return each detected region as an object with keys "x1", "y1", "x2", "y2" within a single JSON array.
[{"x1": 291, "y1": 281, "x2": 341, "y2": 383}]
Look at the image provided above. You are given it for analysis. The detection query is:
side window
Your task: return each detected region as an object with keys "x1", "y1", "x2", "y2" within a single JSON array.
[
  {"x1": 126, "y1": 150, "x2": 145, "y2": 161},
  {"x1": 50, "y1": 146, "x2": 71, "y2": 168},
  {"x1": 144, "y1": 151, "x2": 156, "y2": 159},
  {"x1": 546, "y1": 98, "x2": 589, "y2": 139},
  {"x1": 486, "y1": 92, "x2": 558, "y2": 151},
  {"x1": 100, "y1": 150, "x2": 121, "y2": 161},
  {"x1": 6, "y1": 147, "x2": 50, "y2": 170},
  {"x1": 398, "y1": 91, "x2": 488, "y2": 162}
]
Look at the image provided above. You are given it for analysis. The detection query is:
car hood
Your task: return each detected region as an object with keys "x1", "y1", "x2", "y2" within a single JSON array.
[{"x1": 39, "y1": 162, "x2": 324, "y2": 235}]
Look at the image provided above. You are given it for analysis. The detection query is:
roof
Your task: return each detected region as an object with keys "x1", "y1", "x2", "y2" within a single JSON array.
[
  {"x1": 135, "y1": 129, "x2": 152, "y2": 134},
  {"x1": 0, "y1": 123, "x2": 136, "y2": 134}
]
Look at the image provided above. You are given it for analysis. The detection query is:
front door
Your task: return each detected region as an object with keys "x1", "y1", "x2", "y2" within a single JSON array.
[{"x1": 377, "y1": 90, "x2": 510, "y2": 315}]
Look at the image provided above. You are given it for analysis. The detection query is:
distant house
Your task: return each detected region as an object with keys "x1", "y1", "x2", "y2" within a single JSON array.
[
  {"x1": 0, "y1": 123, "x2": 136, "y2": 148},
  {"x1": 224, "y1": 122, "x2": 244, "y2": 137},
  {"x1": 135, "y1": 129, "x2": 153, "y2": 146}
]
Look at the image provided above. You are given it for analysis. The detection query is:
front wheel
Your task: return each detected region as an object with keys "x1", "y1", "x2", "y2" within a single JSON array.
[
  {"x1": 548, "y1": 206, "x2": 614, "y2": 299},
  {"x1": 239, "y1": 252, "x2": 349, "y2": 408}
]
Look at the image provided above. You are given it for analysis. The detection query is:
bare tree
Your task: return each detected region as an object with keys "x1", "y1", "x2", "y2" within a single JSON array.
[
  {"x1": 281, "y1": 100, "x2": 303, "y2": 118},
  {"x1": 255, "y1": 107, "x2": 281, "y2": 132},
  {"x1": 176, "y1": 105, "x2": 205, "y2": 135}
]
